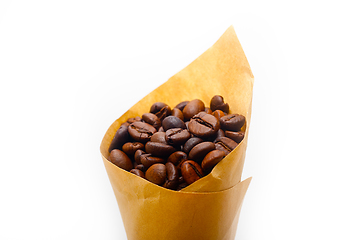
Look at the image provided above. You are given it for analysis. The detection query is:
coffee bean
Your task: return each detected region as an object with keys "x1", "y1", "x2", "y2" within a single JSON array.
[
  {"x1": 212, "y1": 110, "x2": 226, "y2": 121},
  {"x1": 174, "y1": 101, "x2": 189, "y2": 111},
  {"x1": 162, "y1": 116, "x2": 186, "y2": 131},
  {"x1": 171, "y1": 108, "x2": 184, "y2": 121},
  {"x1": 142, "y1": 113, "x2": 161, "y2": 130},
  {"x1": 134, "y1": 149, "x2": 145, "y2": 164},
  {"x1": 130, "y1": 169, "x2": 145, "y2": 178},
  {"x1": 181, "y1": 160, "x2": 203, "y2": 185},
  {"x1": 145, "y1": 141, "x2": 176, "y2": 158},
  {"x1": 128, "y1": 122, "x2": 157, "y2": 143},
  {"x1": 140, "y1": 154, "x2": 165, "y2": 169},
  {"x1": 150, "y1": 132, "x2": 167, "y2": 145},
  {"x1": 204, "y1": 107, "x2": 212, "y2": 114},
  {"x1": 127, "y1": 116, "x2": 142, "y2": 124},
  {"x1": 145, "y1": 163, "x2": 167, "y2": 185},
  {"x1": 214, "y1": 137, "x2": 238, "y2": 155},
  {"x1": 165, "y1": 128, "x2": 191, "y2": 146},
  {"x1": 220, "y1": 114, "x2": 245, "y2": 132},
  {"x1": 188, "y1": 142, "x2": 215, "y2": 163},
  {"x1": 225, "y1": 131, "x2": 245, "y2": 143},
  {"x1": 108, "y1": 122, "x2": 130, "y2": 152},
  {"x1": 155, "y1": 105, "x2": 172, "y2": 121},
  {"x1": 150, "y1": 102, "x2": 167, "y2": 114},
  {"x1": 183, "y1": 99, "x2": 205, "y2": 121},
  {"x1": 167, "y1": 151, "x2": 187, "y2": 167},
  {"x1": 210, "y1": 95, "x2": 229, "y2": 113},
  {"x1": 109, "y1": 149, "x2": 133, "y2": 171},
  {"x1": 135, "y1": 164, "x2": 145, "y2": 172},
  {"x1": 188, "y1": 112, "x2": 220, "y2": 138},
  {"x1": 201, "y1": 150, "x2": 226, "y2": 173},
  {"x1": 163, "y1": 162, "x2": 179, "y2": 190},
  {"x1": 122, "y1": 142, "x2": 144, "y2": 157}
]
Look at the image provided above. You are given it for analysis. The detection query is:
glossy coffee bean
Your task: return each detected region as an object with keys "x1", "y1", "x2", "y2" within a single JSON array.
[
  {"x1": 183, "y1": 99, "x2": 205, "y2": 121},
  {"x1": 142, "y1": 113, "x2": 161, "y2": 130},
  {"x1": 210, "y1": 95, "x2": 229, "y2": 113},
  {"x1": 204, "y1": 107, "x2": 212, "y2": 114},
  {"x1": 108, "y1": 122, "x2": 130, "y2": 152},
  {"x1": 155, "y1": 105, "x2": 172, "y2": 121},
  {"x1": 165, "y1": 128, "x2": 191, "y2": 146},
  {"x1": 181, "y1": 160, "x2": 204, "y2": 185},
  {"x1": 150, "y1": 132, "x2": 167, "y2": 145},
  {"x1": 122, "y1": 142, "x2": 144, "y2": 157},
  {"x1": 128, "y1": 122, "x2": 157, "y2": 143},
  {"x1": 201, "y1": 150, "x2": 226, "y2": 173},
  {"x1": 145, "y1": 141, "x2": 176, "y2": 158},
  {"x1": 163, "y1": 162, "x2": 179, "y2": 190},
  {"x1": 183, "y1": 137, "x2": 204, "y2": 154},
  {"x1": 135, "y1": 164, "x2": 145, "y2": 172},
  {"x1": 188, "y1": 112, "x2": 220, "y2": 138},
  {"x1": 130, "y1": 169, "x2": 145, "y2": 178},
  {"x1": 150, "y1": 102, "x2": 167, "y2": 114},
  {"x1": 212, "y1": 110, "x2": 226, "y2": 121},
  {"x1": 167, "y1": 151, "x2": 187, "y2": 167},
  {"x1": 127, "y1": 116, "x2": 142, "y2": 124},
  {"x1": 145, "y1": 163, "x2": 167, "y2": 185},
  {"x1": 109, "y1": 149, "x2": 133, "y2": 171},
  {"x1": 171, "y1": 108, "x2": 184, "y2": 121},
  {"x1": 188, "y1": 142, "x2": 215, "y2": 163},
  {"x1": 140, "y1": 154, "x2": 166, "y2": 168},
  {"x1": 214, "y1": 137, "x2": 238, "y2": 155},
  {"x1": 162, "y1": 116, "x2": 186, "y2": 131},
  {"x1": 134, "y1": 149, "x2": 145, "y2": 164},
  {"x1": 220, "y1": 114, "x2": 245, "y2": 132},
  {"x1": 225, "y1": 131, "x2": 245, "y2": 143},
  {"x1": 174, "y1": 101, "x2": 189, "y2": 111}
]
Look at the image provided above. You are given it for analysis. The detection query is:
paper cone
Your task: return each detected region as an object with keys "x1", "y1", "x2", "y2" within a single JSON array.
[{"x1": 100, "y1": 26, "x2": 254, "y2": 240}]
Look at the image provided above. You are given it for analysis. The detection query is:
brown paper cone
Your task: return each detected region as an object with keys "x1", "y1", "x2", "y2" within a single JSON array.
[{"x1": 100, "y1": 26, "x2": 254, "y2": 240}]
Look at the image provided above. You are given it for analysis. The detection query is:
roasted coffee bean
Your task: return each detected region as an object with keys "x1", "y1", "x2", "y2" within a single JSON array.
[
  {"x1": 145, "y1": 141, "x2": 176, "y2": 158},
  {"x1": 183, "y1": 137, "x2": 204, "y2": 154},
  {"x1": 127, "y1": 116, "x2": 142, "y2": 124},
  {"x1": 140, "y1": 154, "x2": 166, "y2": 168},
  {"x1": 214, "y1": 129, "x2": 225, "y2": 141},
  {"x1": 212, "y1": 110, "x2": 226, "y2": 121},
  {"x1": 130, "y1": 169, "x2": 145, "y2": 178},
  {"x1": 183, "y1": 99, "x2": 205, "y2": 121},
  {"x1": 155, "y1": 105, "x2": 172, "y2": 121},
  {"x1": 122, "y1": 142, "x2": 144, "y2": 157},
  {"x1": 174, "y1": 101, "x2": 189, "y2": 111},
  {"x1": 150, "y1": 102, "x2": 167, "y2": 114},
  {"x1": 145, "y1": 163, "x2": 167, "y2": 185},
  {"x1": 177, "y1": 182, "x2": 189, "y2": 191},
  {"x1": 181, "y1": 160, "x2": 204, "y2": 185},
  {"x1": 108, "y1": 122, "x2": 130, "y2": 152},
  {"x1": 171, "y1": 108, "x2": 184, "y2": 121},
  {"x1": 225, "y1": 131, "x2": 245, "y2": 143},
  {"x1": 214, "y1": 137, "x2": 238, "y2": 155},
  {"x1": 109, "y1": 149, "x2": 133, "y2": 171},
  {"x1": 142, "y1": 113, "x2": 161, "y2": 130},
  {"x1": 167, "y1": 151, "x2": 187, "y2": 167},
  {"x1": 201, "y1": 150, "x2": 226, "y2": 173},
  {"x1": 220, "y1": 114, "x2": 245, "y2": 132},
  {"x1": 165, "y1": 128, "x2": 191, "y2": 146},
  {"x1": 134, "y1": 149, "x2": 145, "y2": 164},
  {"x1": 150, "y1": 132, "x2": 167, "y2": 145},
  {"x1": 158, "y1": 126, "x2": 165, "y2": 132},
  {"x1": 135, "y1": 164, "x2": 145, "y2": 172},
  {"x1": 128, "y1": 122, "x2": 157, "y2": 143},
  {"x1": 210, "y1": 95, "x2": 229, "y2": 113},
  {"x1": 162, "y1": 116, "x2": 186, "y2": 131},
  {"x1": 188, "y1": 112, "x2": 220, "y2": 138},
  {"x1": 204, "y1": 107, "x2": 212, "y2": 114},
  {"x1": 163, "y1": 162, "x2": 179, "y2": 190},
  {"x1": 188, "y1": 142, "x2": 215, "y2": 163}
]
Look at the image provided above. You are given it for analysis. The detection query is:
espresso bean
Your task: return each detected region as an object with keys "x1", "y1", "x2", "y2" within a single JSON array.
[
  {"x1": 150, "y1": 132, "x2": 167, "y2": 145},
  {"x1": 214, "y1": 137, "x2": 238, "y2": 155},
  {"x1": 130, "y1": 169, "x2": 145, "y2": 178},
  {"x1": 171, "y1": 108, "x2": 184, "y2": 121},
  {"x1": 212, "y1": 110, "x2": 226, "y2": 121},
  {"x1": 188, "y1": 112, "x2": 220, "y2": 138},
  {"x1": 145, "y1": 163, "x2": 167, "y2": 185},
  {"x1": 128, "y1": 122, "x2": 157, "y2": 143},
  {"x1": 183, "y1": 137, "x2": 204, "y2": 154},
  {"x1": 165, "y1": 128, "x2": 191, "y2": 146},
  {"x1": 188, "y1": 142, "x2": 215, "y2": 163},
  {"x1": 162, "y1": 116, "x2": 186, "y2": 131},
  {"x1": 210, "y1": 95, "x2": 229, "y2": 113},
  {"x1": 122, "y1": 142, "x2": 144, "y2": 157},
  {"x1": 174, "y1": 101, "x2": 189, "y2": 111},
  {"x1": 142, "y1": 113, "x2": 161, "y2": 130},
  {"x1": 220, "y1": 114, "x2": 245, "y2": 132},
  {"x1": 201, "y1": 150, "x2": 226, "y2": 173},
  {"x1": 154, "y1": 105, "x2": 172, "y2": 121},
  {"x1": 108, "y1": 122, "x2": 130, "y2": 152},
  {"x1": 140, "y1": 154, "x2": 166, "y2": 168},
  {"x1": 181, "y1": 160, "x2": 203, "y2": 185},
  {"x1": 183, "y1": 99, "x2": 205, "y2": 121},
  {"x1": 134, "y1": 149, "x2": 145, "y2": 164},
  {"x1": 109, "y1": 149, "x2": 133, "y2": 171},
  {"x1": 150, "y1": 102, "x2": 167, "y2": 114},
  {"x1": 145, "y1": 141, "x2": 176, "y2": 158},
  {"x1": 167, "y1": 151, "x2": 187, "y2": 167},
  {"x1": 225, "y1": 131, "x2": 245, "y2": 143},
  {"x1": 163, "y1": 162, "x2": 179, "y2": 190}
]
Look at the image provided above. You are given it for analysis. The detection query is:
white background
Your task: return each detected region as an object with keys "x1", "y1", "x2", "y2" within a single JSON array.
[{"x1": 1, "y1": 0, "x2": 360, "y2": 239}]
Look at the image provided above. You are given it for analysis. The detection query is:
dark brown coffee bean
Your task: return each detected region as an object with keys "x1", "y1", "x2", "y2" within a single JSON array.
[
  {"x1": 134, "y1": 149, "x2": 145, "y2": 164},
  {"x1": 145, "y1": 163, "x2": 166, "y2": 185},
  {"x1": 140, "y1": 154, "x2": 165, "y2": 168},
  {"x1": 167, "y1": 151, "x2": 187, "y2": 167},
  {"x1": 150, "y1": 102, "x2": 167, "y2": 114},
  {"x1": 163, "y1": 162, "x2": 179, "y2": 190},
  {"x1": 108, "y1": 122, "x2": 130, "y2": 152},
  {"x1": 182, "y1": 99, "x2": 205, "y2": 121},
  {"x1": 220, "y1": 114, "x2": 245, "y2": 132},
  {"x1": 214, "y1": 129, "x2": 225, "y2": 140},
  {"x1": 201, "y1": 150, "x2": 226, "y2": 173},
  {"x1": 155, "y1": 105, "x2": 172, "y2": 121},
  {"x1": 130, "y1": 169, "x2": 145, "y2": 178},
  {"x1": 214, "y1": 137, "x2": 238, "y2": 155},
  {"x1": 183, "y1": 137, "x2": 204, "y2": 154},
  {"x1": 171, "y1": 108, "x2": 184, "y2": 121},
  {"x1": 210, "y1": 95, "x2": 229, "y2": 113},
  {"x1": 150, "y1": 132, "x2": 167, "y2": 145},
  {"x1": 181, "y1": 160, "x2": 203, "y2": 185},
  {"x1": 225, "y1": 131, "x2": 245, "y2": 143},
  {"x1": 145, "y1": 141, "x2": 176, "y2": 158},
  {"x1": 142, "y1": 113, "x2": 161, "y2": 130},
  {"x1": 188, "y1": 112, "x2": 220, "y2": 138},
  {"x1": 135, "y1": 164, "x2": 145, "y2": 172},
  {"x1": 174, "y1": 101, "x2": 189, "y2": 111},
  {"x1": 127, "y1": 116, "x2": 142, "y2": 124},
  {"x1": 176, "y1": 182, "x2": 188, "y2": 191},
  {"x1": 109, "y1": 149, "x2": 133, "y2": 171},
  {"x1": 128, "y1": 122, "x2": 157, "y2": 143},
  {"x1": 188, "y1": 142, "x2": 215, "y2": 163},
  {"x1": 165, "y1": 128, "x2": 191, "y2": 146},
  {"x1": 162, "y1": 116, "x2": 186, "y2": 131},
  {"x1": 122, "y1": 142, "x2": 144, "y2": 157},
  {"x1": 212, "y1": 110, "x2": 226, "y2": 121}
]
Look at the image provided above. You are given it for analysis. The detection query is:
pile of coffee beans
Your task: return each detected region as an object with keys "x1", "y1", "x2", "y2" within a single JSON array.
[{"x1": 108, "y1": 95, "x2": 245, "y2": 191}]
